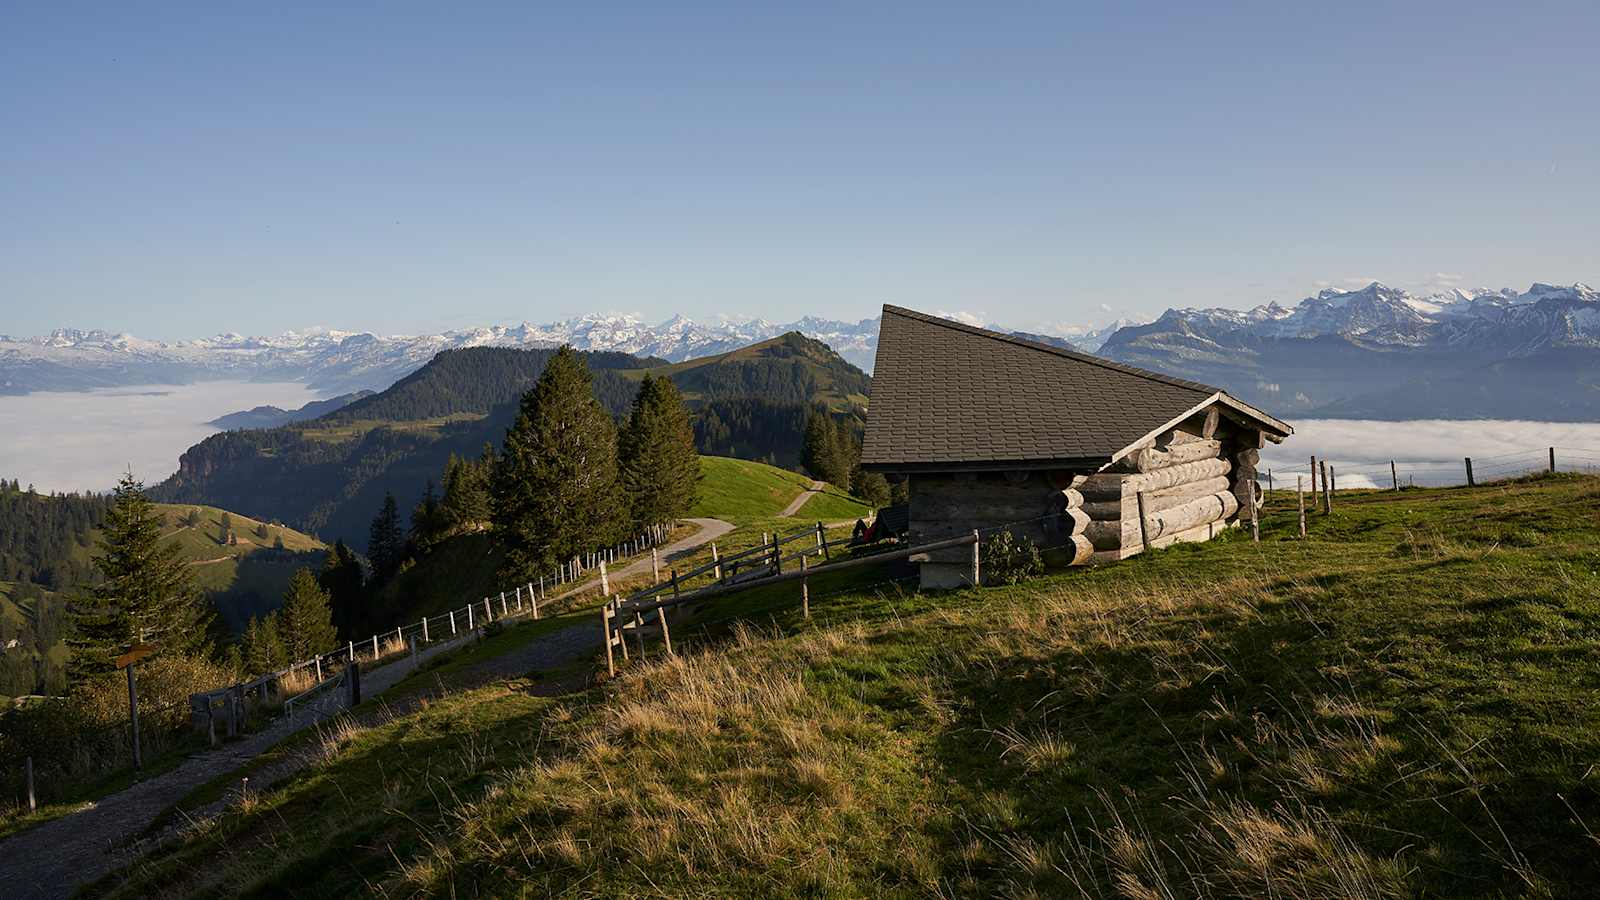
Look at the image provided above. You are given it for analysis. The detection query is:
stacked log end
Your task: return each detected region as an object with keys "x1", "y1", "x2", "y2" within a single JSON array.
[{"x1": 1080, "y1": 435, "x2": 1246, "y2": 562}]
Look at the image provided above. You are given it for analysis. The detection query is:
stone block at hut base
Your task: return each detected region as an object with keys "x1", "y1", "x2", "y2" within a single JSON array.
[{"x1": 919, "y1": 562, "x2": 976, "y2": 590}]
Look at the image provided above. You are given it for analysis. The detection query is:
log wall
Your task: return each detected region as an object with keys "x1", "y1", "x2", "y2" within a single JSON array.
[
  {"x1": 902, "y1": 403, "x2": 1267, "y2": 584},
  {"x1": 907, "y1": 470, "x2": 1091, "y2": 588},
  {"x1": 1079, "y1": 408, "x2": 1259, "y2": 563}
]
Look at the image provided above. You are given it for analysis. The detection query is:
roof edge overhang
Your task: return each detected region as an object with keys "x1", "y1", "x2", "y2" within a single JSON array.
[{"x1": 860, "y1": 457, "x2": 1112, "y2": 475}]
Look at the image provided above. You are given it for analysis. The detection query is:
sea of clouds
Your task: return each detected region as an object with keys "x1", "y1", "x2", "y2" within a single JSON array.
[
  {"x1": 0, "y1": 382, "x2": 322, "y2": 494},
  {"x1": 1258, "y1": 419, "x2": 1600, "y2": 489}
]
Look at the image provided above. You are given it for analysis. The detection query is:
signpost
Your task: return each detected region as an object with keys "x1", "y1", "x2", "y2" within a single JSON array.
[{"x1": 116, "y1": 642, "x2": 157, "y2": 770}]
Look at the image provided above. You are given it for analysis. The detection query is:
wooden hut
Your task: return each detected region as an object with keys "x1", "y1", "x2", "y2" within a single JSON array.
[{"x1": 861, "y1": 305, "x2": 1292, "y2": 588}]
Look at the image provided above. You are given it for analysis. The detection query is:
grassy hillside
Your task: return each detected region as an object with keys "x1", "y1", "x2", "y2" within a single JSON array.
[
  {"x1": 690, "y1": 456, "x2": 817, "y2": 522},
  {"x1": 633, "y1": 332, "x2": 872, "y2": 411},
  {"x1": 101, "y1": 473, "x2": 1600, "y2": 897},
  {"x1": 157, "y1": 337, "x2": 870, "y2": 544},
  {"x1": 150, "y1": 504, "x2": 326, "y2": 631}
]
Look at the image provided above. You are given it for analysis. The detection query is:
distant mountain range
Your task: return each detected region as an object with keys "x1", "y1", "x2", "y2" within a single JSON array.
[
  {"x1": 0, "y1": 315, "x2": 888, "y2": 396},
  {"x1": 1095, "y1": 282, "x2": 1600, "y2": 420},
  {"x1": 8, "y1": 279, "x2": 1598, "y2": 420}
]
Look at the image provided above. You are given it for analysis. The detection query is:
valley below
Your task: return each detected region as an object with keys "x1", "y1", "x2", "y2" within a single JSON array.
[{"x1": 0, "y1": 381, "x2": 324, "y2": 493}]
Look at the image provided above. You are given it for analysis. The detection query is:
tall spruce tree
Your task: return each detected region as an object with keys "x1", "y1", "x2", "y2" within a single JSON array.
[
  {"x1": 318, "y1": 539, "x2": 366, "y2": 640},
  {"x1": 367, "y1": 493, "x2": 404, "y2": 585},
  {"x1": 492, "y1": 346, "x2": 624, "y2": 579},
  {"x1": 278, "y1": 568, "x2": 338, "y2": 661},
  {"x1": 69, "y1": 473, "x2": 212, "y2": 681},
  {"x1": 618, "y1": 374, "x2": 700, "y2": 530},
  {"x1": 440, "y1": 451, "x2": 492, "y2": 534},
  {"x1": 802, "y1": 410, "x2": 851, "y2": 486},
  {"x1": 241, "y1": 613, "x2": 287, "y2": 674}
]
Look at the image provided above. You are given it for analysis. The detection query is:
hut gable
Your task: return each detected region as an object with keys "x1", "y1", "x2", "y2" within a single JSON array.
[{"x1": 860, "y1": 305, "x2": 1292, "y2": 588}]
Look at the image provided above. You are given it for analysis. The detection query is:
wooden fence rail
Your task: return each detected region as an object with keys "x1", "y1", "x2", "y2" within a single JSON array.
[{"x1": 602, "y1": 531, "x2": 978, "y2": 676}]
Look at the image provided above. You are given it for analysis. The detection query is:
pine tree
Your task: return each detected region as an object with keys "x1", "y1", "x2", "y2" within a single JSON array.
[
  {"x1": 219, "y1": 512, "x2": 232, "y2": 544},
  {"x1": 278, "y1": 568, "x2": 338, "y2": 661},
  {"x1": 318, "y1": 539, "x2": 366, "y2": 640},
  {"x1": 618, "y1": 374, "x2": 700, "y2": 530},
  {"x1": 241, "y1": 613, "x2": 287, "y2": 674},
  {"x1": 492, "y1": 346, "x2": 624, "y2": 579},
  {"x1": 410, "y1": 480, "x2": 443, "y2": 549},
  {"x1": 440, "y1": 449, "x2": 493, "y2": 534},
  {"x1": 367, "y1": 493, "x2": 404, "y2": 585},
  {"x1": 69, "y1": 473, "x2": 213, "y2": 681},
  {"x1": 802, "y1": 410, "x2": 850, "y2": 486}
]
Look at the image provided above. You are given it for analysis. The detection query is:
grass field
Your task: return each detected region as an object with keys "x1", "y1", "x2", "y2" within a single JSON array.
[
  {"x1": 94, "y1": 473, "x2": 1600, "y2": 897},
  {"x1": 150, "y1": 504, "x2": 326, "y2": 631},
  {"x1": 689, "y1": 456, "x2": 818, "y2": 522}
]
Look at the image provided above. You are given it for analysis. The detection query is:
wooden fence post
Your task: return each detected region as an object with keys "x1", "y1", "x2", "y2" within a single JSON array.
[
  {"x1": 971, "y1": 530, "x2": 981, "y2": 586},
  {"x1": 467, "y1": 604, "x2": 474, "y2": 631},
  {"x1": 347, "y1": 640, "x2": 354, "y2": 660},
  {"x1": 484, "y1": 597, "x2": 493, "y2": 623},
  {"x1": 600, "y1": 560, "x2": 610, "y2": 597},
  {"x1": 500, "y1": 592, "x2": 508, "y2": 617},
  {"x1": 602, "y1": 606, "x2": 616, "y2": 676},
  {"x1": 348, "y1": 660, "x2": 361, "y2": 707},
  {"x1": 657, "y1": 607, "x2": 674, "y2": 657},
  {"x1": 1550, "y1": 447, "x2": 1557, "y2": 473},
  {"x1": 1309, "y1": 455, "x2": 1317, "y2": 495},
  {"x1": 816, "y1": 522, "x2": 829, "y2": 560},
  {"x1": 651, "y1": 548, "x2": 660, "y2": 584},
  {"x1": 800, "y1": 555, "x2": 810, "y2": 618},
  {"x1": 772, "y1": 532, "x2": 783, "y2": 574},
  {"x1": 1320, "y1": 461, "x2": 1331, "y2": 514},
  {"x1": 1297, "y1": 476, "x2": 1306, "y2": 537},
  {"x1": 1266, "y1": 469, "x2": 1273, "y2": 496},
  {"x1": 449, "y1": 609, "x2": 456, "y2": 635},
  {"x1": 315, "y1": 655, "x2": 323, "y2": 682},
  {"x1": 421, "y1": 617, "x2": 429, "y2": 643},
  {"x1": 711, "y1": 543, "x2": 722, "y2": 582},
  {"x1": 1136, "y1": 491, "x2": 1152, "y2": 553},
  {"x1": 1250, "y1": 481, "x2": 1260, "y2": 543},
  {"x1": 1391, "y1": 460, "x2": 1399, "y2": 491},
  {"x1": 372, "y1": 634, "x2": 379, "y2": 659},
  {"x1": 1465, "y1": 457, "x2": 1475, "y2": 487},
  {"x1": 24, "y1": 755, "x2": 35, "y2": 812}
]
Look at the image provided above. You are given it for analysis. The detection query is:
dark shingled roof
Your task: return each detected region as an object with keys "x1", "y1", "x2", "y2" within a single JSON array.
[{"x1": 862, "y1": 305, "x2": 1269, "y2": 471}]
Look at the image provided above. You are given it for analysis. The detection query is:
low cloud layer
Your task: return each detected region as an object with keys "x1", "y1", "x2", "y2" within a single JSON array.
[
  {"x1": 1260, "y1": 419, "x2": 1600, "y2": 488},
  {"x1": 1, "y1": 382, "x2": 322, "y2": 493}
]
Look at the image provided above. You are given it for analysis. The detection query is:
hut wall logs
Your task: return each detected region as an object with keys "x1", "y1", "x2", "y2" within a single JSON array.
[
  {"x1": 908, "y1": 470, "x2": 1093, "y2": 586},
  {"x1": 1079, "y1": 420, "x2": 1245, "y2": 561}
]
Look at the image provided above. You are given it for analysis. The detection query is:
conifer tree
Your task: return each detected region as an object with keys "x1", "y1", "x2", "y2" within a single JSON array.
[
  {"x1": 492, "y1": 346, "x2": 624, "y2": 579},
  {"x1": 367, "y1": 493, "x2": 404, "y2": 584},
  {"x1": 318, "y1": 539, "x2": 366, "y2": 639},
  {"x1": 618, "y1": 374, "x2": 700, "y2": 530},
  {"x1": 440, "y1": 451, "x2": 493, "y2": 534},
  {"x1": 802, "y1": 410, "x2": 850, "y2": 486},
  {"x1": 410, "y1": 479, "x2": 443, "y2": 549},
  {"x1": 278, "y1": 568, "x2": 338, "y2": 661},
  {"x1": 241, "y1": 613, "x2": 287, "y2": 674},
  {"x1": 69, "y1": 473, "x2": 213, "y2": 681}
]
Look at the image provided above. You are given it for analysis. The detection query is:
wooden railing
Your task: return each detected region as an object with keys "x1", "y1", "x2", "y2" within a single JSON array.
[{"x1": 600, "y1": 530, "x2": 980, "y2": 675}]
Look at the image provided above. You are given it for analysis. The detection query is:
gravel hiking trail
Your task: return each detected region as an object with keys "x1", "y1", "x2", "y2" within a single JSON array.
[
  {"x1": 779, "y1": 480, "x2": 826, "y2": 517},
  {"x1": 0, "y1": 517, "x2": 732, "y2": 900}
]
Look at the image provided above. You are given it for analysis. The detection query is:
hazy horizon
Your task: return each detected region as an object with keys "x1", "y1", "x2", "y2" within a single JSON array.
[{"x1": 6, "y1": 4, "x2": 1599, "y2": 342}]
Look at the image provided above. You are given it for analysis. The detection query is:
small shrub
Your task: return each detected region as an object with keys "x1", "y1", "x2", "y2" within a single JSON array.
[{"x1": 983, "y1": 532, "x2": 1044, "y2": 586}]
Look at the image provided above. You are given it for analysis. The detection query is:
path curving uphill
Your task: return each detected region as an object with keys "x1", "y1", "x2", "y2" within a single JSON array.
[{"x1": 0, "y1": 517, "x2": 733, "y2": 900}]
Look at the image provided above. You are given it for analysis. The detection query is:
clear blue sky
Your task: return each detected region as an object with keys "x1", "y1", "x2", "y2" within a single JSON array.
[{"x1": 4, "y1": 2, "x2": 1598, "y2": 340}]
